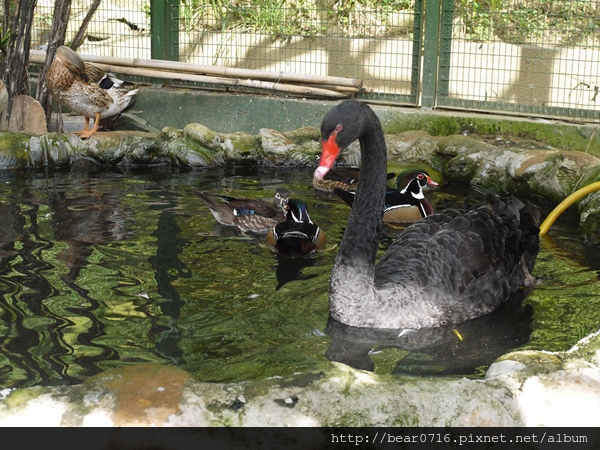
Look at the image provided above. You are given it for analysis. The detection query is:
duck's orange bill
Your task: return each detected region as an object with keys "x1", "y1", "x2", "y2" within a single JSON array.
[
  {"x1": 426, "y1": 175, "x2": 439, "y2": 188},
  {"x1": 314, "y1": 131, "x2": 341, "y2": 180}
]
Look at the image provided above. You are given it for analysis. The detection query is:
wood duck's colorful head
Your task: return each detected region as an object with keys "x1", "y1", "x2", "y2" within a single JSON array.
[
  {"x1": 266, "y1": 198, "x2": 326, "y2": 258},
  {"x1": 383, "y1": 172, "x2": 438, "y2": 223},
  {"x1": 334, "y1": 171, "x2": 439, "y2": 225},
  {"x1": 397, "y1": 171, "x2": 439, "y2": 194},
  {"x1": 285, "y1": 198, "x2": 312, "y2": 223}
]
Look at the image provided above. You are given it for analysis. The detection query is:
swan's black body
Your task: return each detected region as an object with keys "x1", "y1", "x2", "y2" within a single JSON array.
[{"x1": 315, "y1": 100, "x2": 540, "y2": 329}]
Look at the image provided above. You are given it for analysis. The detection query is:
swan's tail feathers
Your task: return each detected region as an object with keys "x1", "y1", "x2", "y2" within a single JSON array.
[
  {"x1": 516, "y1": 199, "x2": 541, "y2": 274},
  {"x1": 493, "y1": 196, "x2": 541, "y2": 276},
  {"x1": 518, "y1": 198, "x2": 542, "y2": 227}
]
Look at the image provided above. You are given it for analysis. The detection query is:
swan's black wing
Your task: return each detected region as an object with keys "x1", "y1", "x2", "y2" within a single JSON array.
[{"x1": 375, "y1": 197, "x2": 539, "y2": 323}]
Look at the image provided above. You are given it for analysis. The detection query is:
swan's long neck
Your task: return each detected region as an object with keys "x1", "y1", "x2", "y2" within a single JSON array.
[{"x1": 329, "y1": 124, "x2": 388, "y2": 326}]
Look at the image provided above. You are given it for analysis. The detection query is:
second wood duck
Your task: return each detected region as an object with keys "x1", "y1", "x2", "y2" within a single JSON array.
[
  {"x1": 313, "y1": 166, "x2": 396, "y2": 193},
  {"x1": 334, "y1": 171, "x2": 438, "y2": 224},
  {"x1": 194, "y1": 189, "x2": 289, "y2": 233},
  {"x1": 312, "y1": 167, "x2": 361, "y2": 192},
  {"x1": 266, "y1": 198, "x2": 326, "y2": 258}
]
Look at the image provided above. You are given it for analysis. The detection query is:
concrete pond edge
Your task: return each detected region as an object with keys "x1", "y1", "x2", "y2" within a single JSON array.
[{"x1": 0, "y1": 329, "x2": 599, "y2": 427}]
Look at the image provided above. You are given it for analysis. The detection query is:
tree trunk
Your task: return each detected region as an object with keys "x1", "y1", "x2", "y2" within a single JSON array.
[
  {"x1": 2, "y1": 0, "x2": 37, "y2": 122},
  {"x1": 36, "y1": 0, "x2": 72, "y2": 127},
  {"x1": 70, "y1": 0, "x2": 102, "y2": 51}
]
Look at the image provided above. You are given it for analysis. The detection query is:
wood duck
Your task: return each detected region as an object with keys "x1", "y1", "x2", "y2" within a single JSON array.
[
  {"x1": 312, "y1": 167, "x2": 361, "y2": 192},
  {"x1": 194, "y1": 188, "x2": 289, "y2": 233},
  {"x1": 266, "y1": 198, "x2": 326, "y2": 257},
  {"x1": 46, "y1": 46, "x2": 138, "y2": 139},
  {"x1": 334, "y1": 171, "x2": 438, "y2": 224},
  {"x1": 313, "y1": 167, "x2": 396, "y2": 193}
]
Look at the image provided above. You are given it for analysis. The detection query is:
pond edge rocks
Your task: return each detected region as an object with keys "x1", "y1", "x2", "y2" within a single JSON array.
[{"x1": 2, "y1": 125, "x2": 600, "y2": 244}]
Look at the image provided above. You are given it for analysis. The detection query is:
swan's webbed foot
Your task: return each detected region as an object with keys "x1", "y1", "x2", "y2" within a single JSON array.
[{"x1": 521, "y1": 255, "x2": 540, "y2": 287}]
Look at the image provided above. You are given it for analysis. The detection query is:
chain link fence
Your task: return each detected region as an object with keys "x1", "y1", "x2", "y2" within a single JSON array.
[{"x1": 27, "y1": 0, "x2": 600, "y2": 121}]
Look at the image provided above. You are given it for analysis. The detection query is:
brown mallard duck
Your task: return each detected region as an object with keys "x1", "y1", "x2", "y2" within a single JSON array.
[
  {"x1": 194, "y1": 188, "x2": 290, "y2": 233},
  {"x1": 266, "y1": 198, "x2": 326, "y2": 258},
  {"x1": 46, "y1": 46, "x2": 138, "y2": 139}
]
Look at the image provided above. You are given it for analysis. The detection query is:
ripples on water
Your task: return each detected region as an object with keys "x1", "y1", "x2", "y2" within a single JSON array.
[{"x1": 0, "y1": 167, "x2": 598, "y2": 389}]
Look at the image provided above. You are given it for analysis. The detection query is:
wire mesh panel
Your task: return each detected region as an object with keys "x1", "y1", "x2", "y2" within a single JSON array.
[
  {"x1": 26, "y1": 1, "x2": 600, "y2": 120},
  {"x1": 29, "y1": 1, "x2": 419, "y2": 104},
  {"x1": 31, "y1": 0, "x2": 151, "y2": 58},
  {"x1": 177, "y1": 0, "x2": 420, "y2": 104},
  {"x1": 439, "y1": 0, "x2": 600, "y2": 119}
]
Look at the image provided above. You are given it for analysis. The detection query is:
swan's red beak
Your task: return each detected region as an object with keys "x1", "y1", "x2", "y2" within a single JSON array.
[{"x1": 314, "y1": 131, "x2": 341, "y2": 180}]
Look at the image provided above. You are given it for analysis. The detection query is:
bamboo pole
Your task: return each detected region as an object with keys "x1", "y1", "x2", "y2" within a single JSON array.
[
  {"x1": 84, "y1": 62, "x2": 350, "y2": 98},
  {"x1": 29, "y1": 50, "x2": 363, "y2": 89}
]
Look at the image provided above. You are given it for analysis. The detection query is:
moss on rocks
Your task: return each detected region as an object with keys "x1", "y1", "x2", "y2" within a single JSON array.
[{"x1": 2, "y1": 119, "x2": 600, "y2": 244}]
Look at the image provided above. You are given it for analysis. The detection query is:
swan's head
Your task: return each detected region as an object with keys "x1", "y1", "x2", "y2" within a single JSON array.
[{"x1": 314, "y1": 101, "x2": 373, "y2": 180}]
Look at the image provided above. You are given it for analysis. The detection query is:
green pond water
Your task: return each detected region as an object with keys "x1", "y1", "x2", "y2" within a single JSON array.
[{"x1": 0, "y1": 166, "x2": 599, "y2": 390}]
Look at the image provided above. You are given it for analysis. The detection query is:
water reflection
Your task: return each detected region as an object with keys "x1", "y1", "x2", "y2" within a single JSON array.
[
  {"x1": 47, "y1": 179, "x2": 130, "y2": 281},
  {"x1": 274, "y1": 253, "x2": 319, "y2": 290},
  {"x1": 325, "y1": 291, "x2": 533, "y2": 375},
  {"x1": 148, "y1": 206, "x2": 188, "y2": 365},
  {"x1": 0, "y1": 168, "x2": 598, "y2": 390},
  {"x1": 47, "y1": 179, "x2": 132, "y2": 379},
  {"x1": 0, "y1": 173, "x2": 187, "y2": 387}
]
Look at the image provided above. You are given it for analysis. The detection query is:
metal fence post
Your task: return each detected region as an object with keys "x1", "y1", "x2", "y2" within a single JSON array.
[
  {"x1": 150, "y1": 0, "x2": 179, "y2": 61},
  {"x1": 421, "y1": 0, "x2": 442, "y2": 109},
  {"x1": 410, "y1": 0, "x2": 424, "y2": 104},
  {"x1": 437, "y1": 0, "x2": 454, "y2": 104}
]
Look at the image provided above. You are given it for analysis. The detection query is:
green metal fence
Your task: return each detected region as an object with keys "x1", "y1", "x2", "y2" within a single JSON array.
[
  {"x1": 29, "y1": 0, "x2": 600, "y2": 121},
  {"x1": 440, "y1": 0, "x2": 600, "y2": 120}
]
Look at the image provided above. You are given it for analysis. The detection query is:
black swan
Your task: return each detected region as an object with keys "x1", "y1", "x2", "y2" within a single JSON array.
[
  {"x1": 194, "y1": 189, "x2": 289, "y2": 233},
  {"x1": 314, "y1": 100, "x2": 540, "y2": 329},
  {"x1": 266, "y1": 198, "x2": 326, "y2": 257},
  {"x1": 334, "y1": 171, "x2": 438, "y2": 224}
]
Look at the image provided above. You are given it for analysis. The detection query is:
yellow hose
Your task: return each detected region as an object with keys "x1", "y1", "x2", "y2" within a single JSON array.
[{"x1": 539, "y1": 181, "x2": 600, "y2": 235}]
